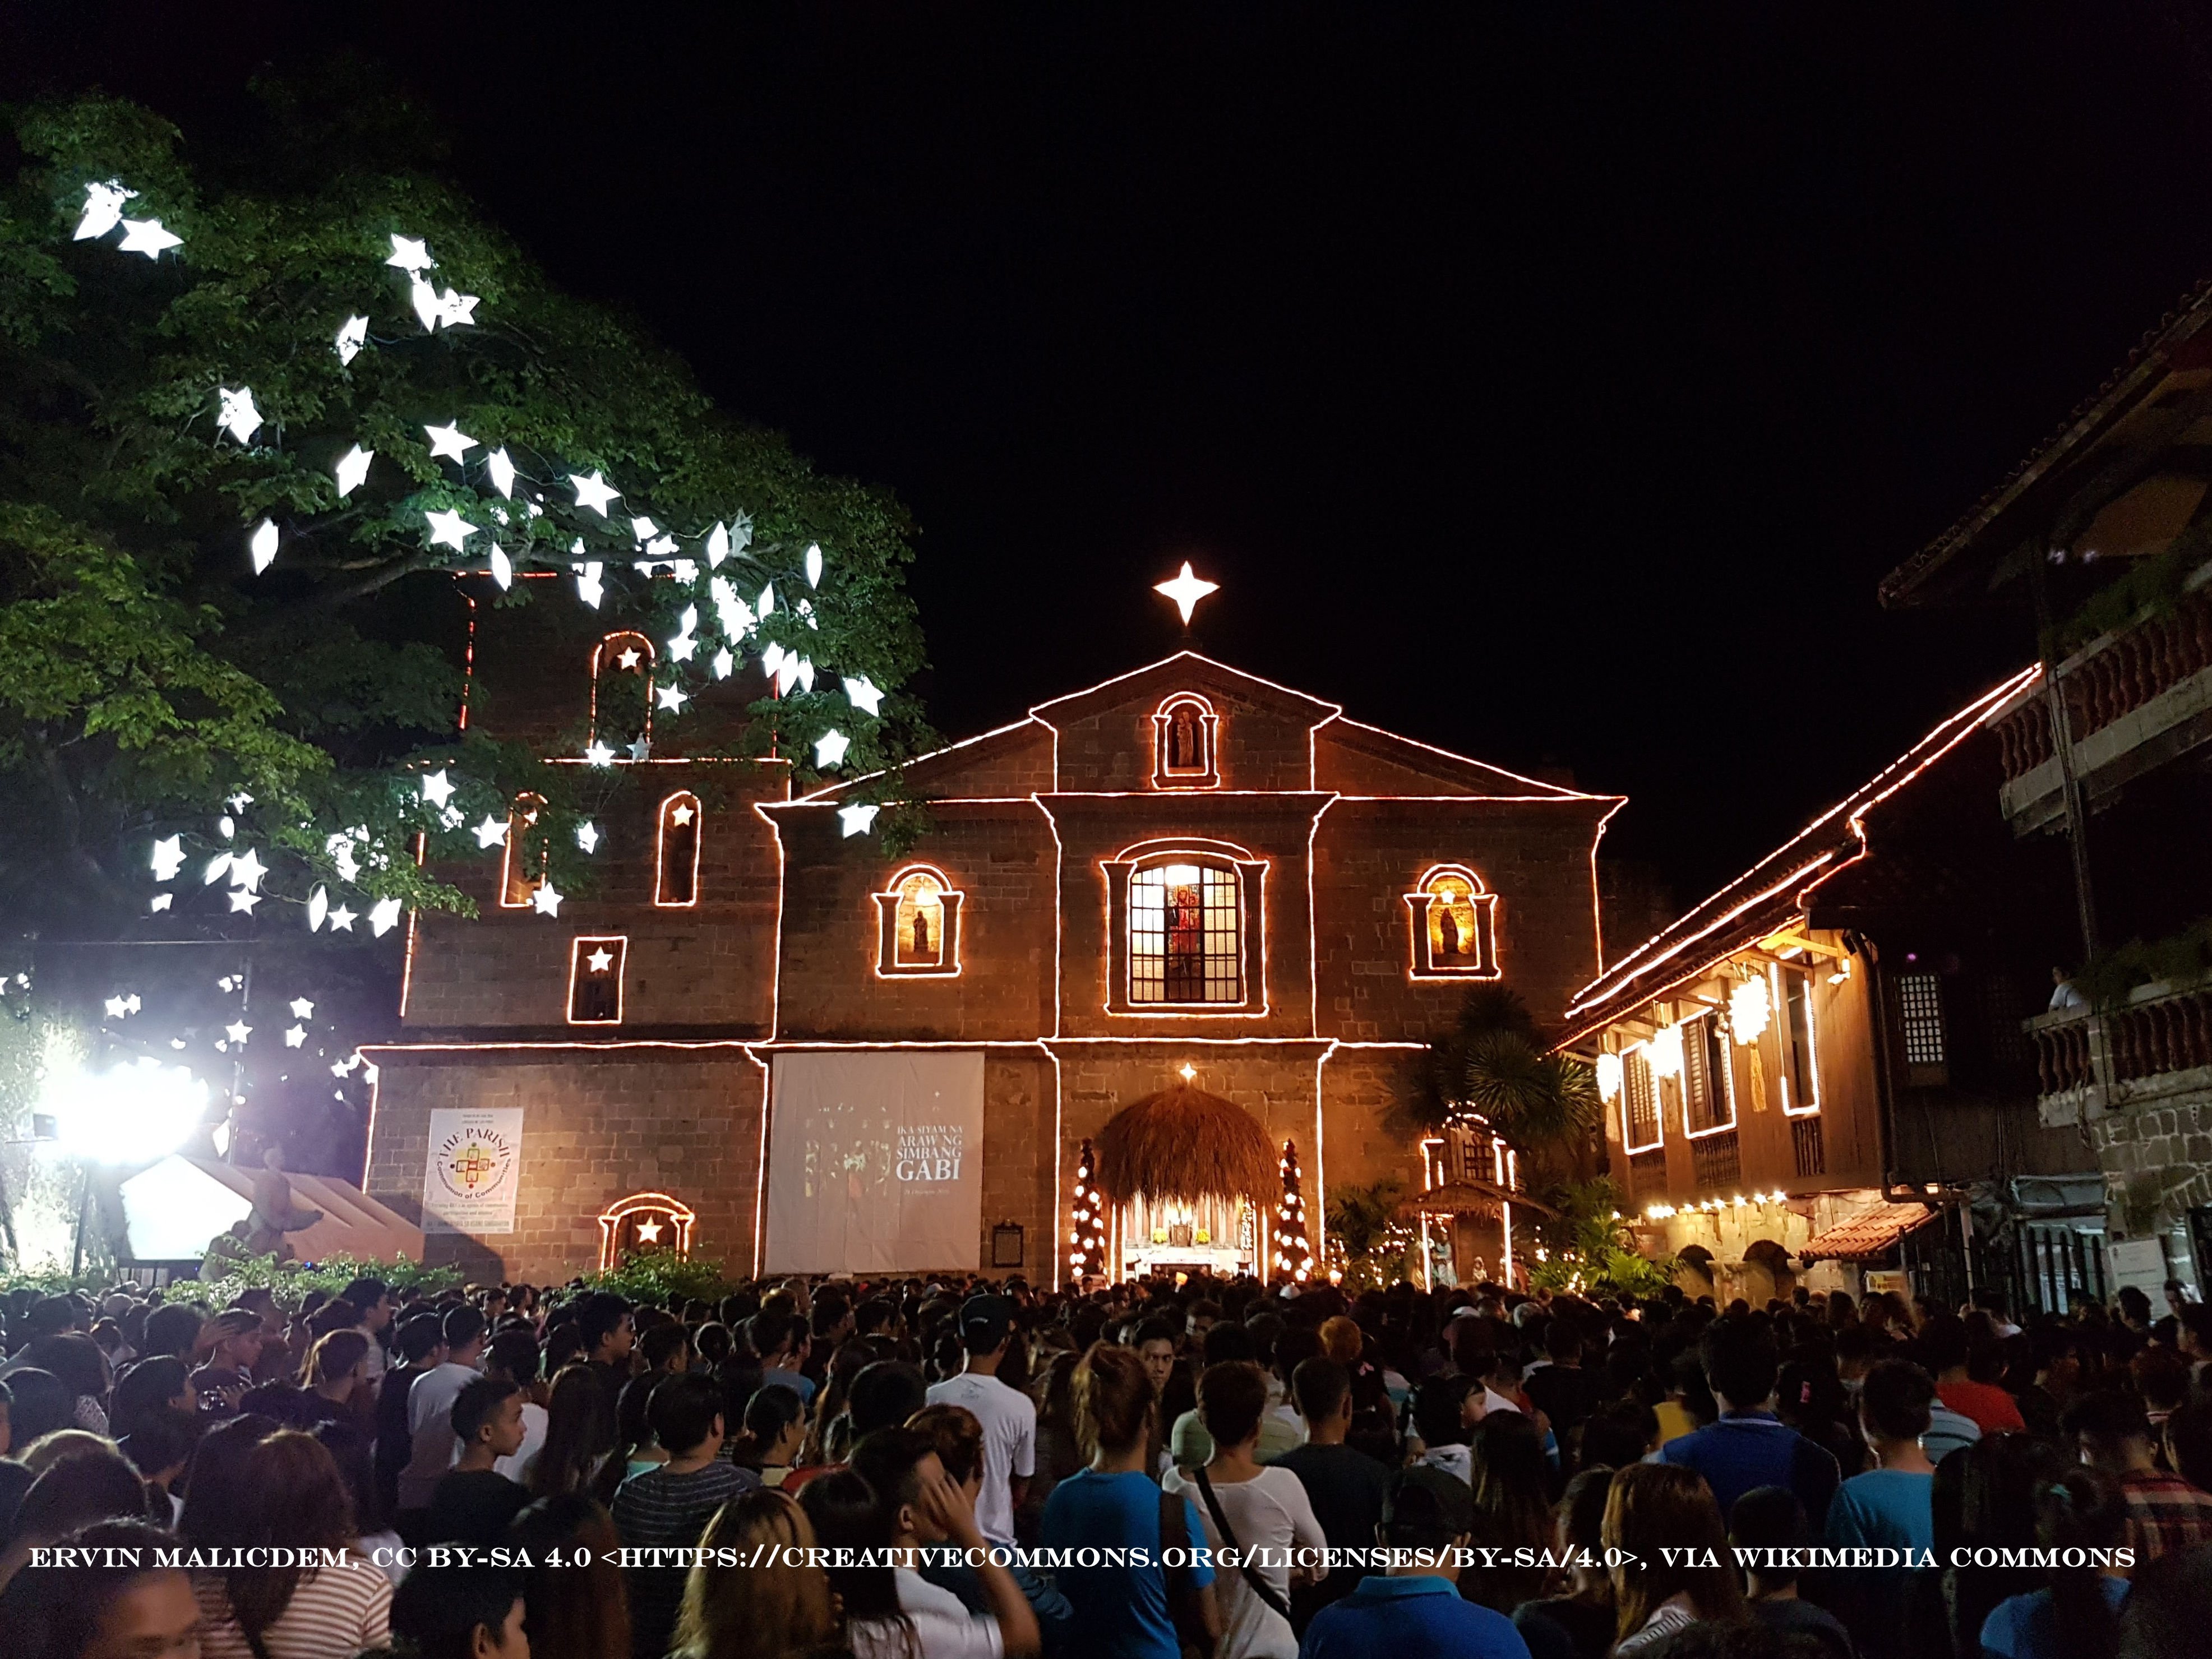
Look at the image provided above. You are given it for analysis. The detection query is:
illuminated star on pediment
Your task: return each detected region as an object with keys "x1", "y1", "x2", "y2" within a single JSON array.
[{"x1": 1154, "y1": 562, "x2": 1220, "y2": 625}]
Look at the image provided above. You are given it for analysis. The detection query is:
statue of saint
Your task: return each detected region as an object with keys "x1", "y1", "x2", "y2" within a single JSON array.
[{"x1": 244, "y1": 1145, "x2": 323, "y2": 1256}]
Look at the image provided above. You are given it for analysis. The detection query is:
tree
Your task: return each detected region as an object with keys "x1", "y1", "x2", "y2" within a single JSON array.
[
  {"x1": 1387, "y1": 986, "x2": 1603, "y2": 1184},
  {"x1": 1523, "y1": 1177, "x2": 1677, "y2": 1300},
  {"x1": 0, "y1": 86, "x2": 931, "y2": 940}
]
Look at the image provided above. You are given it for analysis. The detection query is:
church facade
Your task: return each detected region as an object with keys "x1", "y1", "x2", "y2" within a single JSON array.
[{"x1": 363, "y1": 639, "x2": 1620, "y2": 1285}]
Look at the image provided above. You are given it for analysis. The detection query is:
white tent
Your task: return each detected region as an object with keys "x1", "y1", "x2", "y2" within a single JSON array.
[{"x1": 119, "y1": 1155, "x2": 423, "y2": 1266}]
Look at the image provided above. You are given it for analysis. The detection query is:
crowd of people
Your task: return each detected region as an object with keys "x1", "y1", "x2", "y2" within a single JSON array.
[{"x1": 2, "y1": 1267, "x2": 2212, "y2": 1659}]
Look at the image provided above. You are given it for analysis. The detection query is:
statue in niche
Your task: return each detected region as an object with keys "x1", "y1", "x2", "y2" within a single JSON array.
[
  {"x1": 1438, "y1": 905, "x2": 1462, "y2": 958},
  {"x1": 1170, "y1": 705, "x2": 1202, "y2": 770},
  {"x1": 912, "y1": 908, "x2": 932, "y2": 960}
]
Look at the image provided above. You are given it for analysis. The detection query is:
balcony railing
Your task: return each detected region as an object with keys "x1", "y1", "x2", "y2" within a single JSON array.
[
  {"x1": 2029, "y1": 977, "x2": 2212, "y2": 1103},
  {"x1": 1993, "y1": 581, "x2": 2212, "y2": 789}
]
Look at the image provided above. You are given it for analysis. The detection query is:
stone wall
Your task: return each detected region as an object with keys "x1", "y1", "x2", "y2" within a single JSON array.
[
  {"x1": 2086, "y1": 1072, "x2": 2212, "y2": 1240},
  {"x1": 364, "y1": 1048, "x2": 768, "y2": 1282}
]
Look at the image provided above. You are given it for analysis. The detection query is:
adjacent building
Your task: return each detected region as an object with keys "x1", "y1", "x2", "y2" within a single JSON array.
[
  {"x1": 1880, "y1": 278, "x2": 2212, "y2": 1296},
  {"x1": 1552, "y1": 673, "x2": 2100, "y2": 1311}
]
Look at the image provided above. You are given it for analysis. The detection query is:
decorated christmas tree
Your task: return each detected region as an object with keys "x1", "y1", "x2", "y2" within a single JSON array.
[
  {"x1": 1275, "y1": 1138, "x2": 1313, "y2": 1283},
  {"x1": 1069, "y1": 1136, "x2": 1106, "y2": 1280}
]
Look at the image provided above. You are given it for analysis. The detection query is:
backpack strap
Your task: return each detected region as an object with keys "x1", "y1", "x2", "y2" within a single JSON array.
[{"x1": 1190, "y1": 1465, "x2": 1294, "y2": 1625}]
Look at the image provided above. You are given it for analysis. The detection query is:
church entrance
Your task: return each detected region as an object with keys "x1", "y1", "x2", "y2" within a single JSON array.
[{"x1": 1093, "y1": 1081, "x2": 1273, "y2": 1279}]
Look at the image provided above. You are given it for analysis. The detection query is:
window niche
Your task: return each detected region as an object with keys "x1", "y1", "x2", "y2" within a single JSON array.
[
  {"x1": 1404, "y1": 865, "x2": 1499, "y2": 978},
  {"x1": 655, "y1": 792, "x2": 702, "y2": 907},
  {"x1": 590, "y1": 631, "x2": 655, "y2": 755},
  {"x1": 500, "y1": 793, "x2": 548, "y2": 909},
  {"x1": 567, "y1": 935, "x2": 627, "y2": 1025},
  {"x1": 873, "y1": 865, "x2": 963, "y2": 977},
  {"x1": 1150, "y1": 694, "x2": 1220, "y2": 789}
]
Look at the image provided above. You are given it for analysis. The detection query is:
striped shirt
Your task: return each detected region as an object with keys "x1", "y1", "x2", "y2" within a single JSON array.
[{"x1": 194, "y1": 1552, "x2": 393, "y2": 1659}]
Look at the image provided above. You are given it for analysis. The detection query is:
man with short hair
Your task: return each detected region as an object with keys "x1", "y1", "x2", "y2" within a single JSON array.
[
  {"x1": 424, "y1": 1375, "x2": 530, "y2": 1544},
  {"x1": 1920, "y1": 1314, "x2": 2024, "y2": 1434},
  {"x1": 1659, "y1": 1319, "x2": 1840, "y2": 1527},
  {"x1": 2068, "y1": 1387, "x2": 2212, "y2": 1561},
  {"x1": 1300, "y1": 1467, "x2": 1531, "y2": 1658},
  {"x1": 341, "y1": 1277, "x2": 394, "y2": 1392},
  {"x1": 1275, "y1": 1356, "x2": 1390, "y2": 1628},
  {"x1": 1134, "y1": 1317, "x2": 1179, "y2": 1394},
  {"x1": 923, "y1": 1294, "x2": 1036, "y2": 1545},
  {"x1": 389, "y1": 1564, "x2": 529, "y2": 1659},
  {"x1": 483, "y1": 1328, "x2": 546, "y2": 1485},
  {"x1": 750, "y1": 1310, "x2": 815, "y2": 1406},
  {"x1": 612, "y1": 1371, "x2": 756, "y2": 1659},
  {"x1": 1733, "y1": 1485, "x2": 1854, "y2": 1659},
  {"x1": 398, "y1": 1304, "x2": 489, "y2": 1512},
  {"x1": 376, "y1": 1312, "x2": 447, "y2": 1516},
  {"x1": 1522, "y1": 1319, "x2": 1597, "y2": 1443}
]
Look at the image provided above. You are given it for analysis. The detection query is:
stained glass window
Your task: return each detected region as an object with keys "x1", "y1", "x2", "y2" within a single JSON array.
[{"x1": 1130, "y1": 862, "x2": 1241, "y2": 1004}]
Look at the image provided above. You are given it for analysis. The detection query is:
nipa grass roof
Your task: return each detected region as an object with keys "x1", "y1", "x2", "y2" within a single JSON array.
[{"x1": 1095, "y1": 1084, "x2": 1276, "y2": 1205}]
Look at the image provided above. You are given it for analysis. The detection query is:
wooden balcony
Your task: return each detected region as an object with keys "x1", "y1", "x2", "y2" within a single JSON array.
[
  {"x1": 1991, "y1": 574, "x2": 2212, "y2": 833},
  {"x1": 2028, "y1": 974, "x2": 2212, "y2": 1119}
]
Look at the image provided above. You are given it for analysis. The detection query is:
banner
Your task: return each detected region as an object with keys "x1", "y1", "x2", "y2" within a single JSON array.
[
  {"x1": 422, "y1": 1108, "x2": 525, "y2": 1235},
  {"x1": 766, "y1": 1051, "x2": 984, "y2": 1273}
]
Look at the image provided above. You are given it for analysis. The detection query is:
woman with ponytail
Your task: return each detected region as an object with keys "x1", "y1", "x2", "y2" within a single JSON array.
[{"x1": 1979, "y1": 1467, "x2": 2130, "y2": 1659}]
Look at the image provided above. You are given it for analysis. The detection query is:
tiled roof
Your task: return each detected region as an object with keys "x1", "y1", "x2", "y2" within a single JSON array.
[
  {"x1": 1797, "y1": 1201, "x2": 1941, "y2": 1263},
  {"x1": 1879, "y1": 277, "x2": 2212, "y2": 609}
]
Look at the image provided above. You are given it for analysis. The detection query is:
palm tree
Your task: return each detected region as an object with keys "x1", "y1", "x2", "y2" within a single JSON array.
[{"x1": 1387, "y1": 987, "x2": 1602, "y2": 1182}]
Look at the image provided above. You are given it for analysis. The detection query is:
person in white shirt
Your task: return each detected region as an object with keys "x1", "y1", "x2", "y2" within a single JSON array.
[
  {"x1": 800, "y1": 1447, "x2": 1041, "y2": 1659},
  {"x1": 396, "y1": 1305, "x2": 487, "y2": 1512},
  {"x1": 1166, "y1": 1360, "x2": 1326, "y2": 1659},
  {"x1": 340, "y1": 1276, "x2": 394, "y2": 1393},
  {"x1": 922, "y1": 1295, "x2": 1036, "y2": 1545}
]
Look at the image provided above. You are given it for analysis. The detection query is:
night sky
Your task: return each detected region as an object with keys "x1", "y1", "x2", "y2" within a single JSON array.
[{"x1": 13, "y1": 4, "x2": 2212, "y2": 905}]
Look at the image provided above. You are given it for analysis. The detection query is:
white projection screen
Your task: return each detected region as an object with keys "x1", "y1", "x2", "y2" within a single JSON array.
[{"x1": 765, "y1": 1050, "x2": 985, "y2": 1274}]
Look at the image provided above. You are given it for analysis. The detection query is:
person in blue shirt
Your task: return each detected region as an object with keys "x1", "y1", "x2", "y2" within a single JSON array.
[
  {"x1": 1824, "y1": 1358, "x2": 1938, "y2": 1653},
  {"x1": 1979, "y1": 1467, "x2": 2130, "y2": 1659},
  {"x1": 1659, "y1": 1319, "x2": 1840, "y2": 1528},
  {"x1": 1040, "y1": 1343, "x2": 1219, "y2": 1659},
  {"x1": 1301, "y1": 1466, "x2": 1531, "y2": 1659}
]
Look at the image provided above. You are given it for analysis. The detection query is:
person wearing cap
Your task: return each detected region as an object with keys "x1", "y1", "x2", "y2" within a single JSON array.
[
  {"x1": 187, "y1": 1309, "x2": 264, "y2": 1415},
  {"x1": 924, "y1": 1293, "x2": 1036, "y2": 1545},
  {"x1": 1299, "y1": 1466, "x2": 1530, "y2": 1659}
]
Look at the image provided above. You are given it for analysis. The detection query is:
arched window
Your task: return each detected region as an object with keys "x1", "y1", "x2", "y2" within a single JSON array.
[
  {"x1": 1404, "y1": 864, "x2": 1499, "y2": 978},
  {"x1": 590, "y1": 631, "x2": 655, "y2": 755},
  {"x1": 1151, "y1": 694, "x2": 1220, "y2": 789},
  {"x1": 873, "y1": 865, "x2": 963, "y2": 976},
  {"x1": 500, "y1": 793, "x2": 548, "y2": 908},
  {"x1": 655, "y1": 792, "x2": 701, "y2": 907}
]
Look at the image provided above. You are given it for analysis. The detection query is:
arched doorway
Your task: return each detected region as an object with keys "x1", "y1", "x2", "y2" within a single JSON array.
[{"x1": 1095, "y1": 1082, "x2": 1275, "y2": 1279}]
